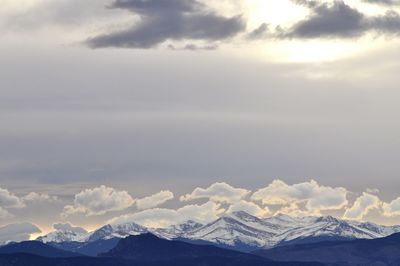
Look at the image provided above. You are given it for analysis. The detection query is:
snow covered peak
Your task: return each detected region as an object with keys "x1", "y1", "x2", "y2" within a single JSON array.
[
  {"x1": 151, "y1": 220, "x2": 204, "y2": 240},
  {"x1": 37, "y1": 223, "x2": 89, "y2": 243},
  {"x1": 315, "y1": 216, "x2": 340, "y2": 223},
  {"x1": 38, "y1": 211, "x2": 400, "y2": 252},
  {"x1": 184, "y1": 214, "x2": 277, "y2": 249},
  {"x1": 88, "y1": 222, "x2": 148, "y2": 242},
  {"x1": 175, "y1": 220, "x2": 203, "y2": 232},
  {"x1": 37, "y1": 230, "x2": 89, "y2": 243}
]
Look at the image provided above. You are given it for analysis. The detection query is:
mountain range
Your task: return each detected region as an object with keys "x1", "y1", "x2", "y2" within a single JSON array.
[
  {"x1": 254, "y1": 233, "x2": 400, "y2": 265},
  {"x1": 0, "y1": 234, "x2": 322, "y2": 266},
  {"x1": 2, "y1": 229, "x2": 400, "y2": 265},
  {"x1": 36, "y1": 211, "x2": 400, "y2": 254}
]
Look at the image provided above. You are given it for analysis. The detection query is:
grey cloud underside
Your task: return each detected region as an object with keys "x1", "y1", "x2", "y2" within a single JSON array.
[
  {"x1": 247, "y1": 23, "x2": 269, "y2": 40},
  {"x1": 168, "y1": 43, "x2": 219, "y2": 51},
  {"x1": 282, "y1": 1, "x2": 400, "y2": 38},
  {"x1": 87, "y1": 0, "x2": 245, "y2": 48}
]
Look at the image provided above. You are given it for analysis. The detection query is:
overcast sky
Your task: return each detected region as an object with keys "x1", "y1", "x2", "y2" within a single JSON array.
[{"x1": 1, "y1": 0, "x2": 400, "y2": 240}]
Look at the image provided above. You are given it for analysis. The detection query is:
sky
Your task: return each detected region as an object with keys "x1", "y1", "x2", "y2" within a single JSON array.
[{"x1": 1, "y1": 0, "x2": 400, "y2": 241}]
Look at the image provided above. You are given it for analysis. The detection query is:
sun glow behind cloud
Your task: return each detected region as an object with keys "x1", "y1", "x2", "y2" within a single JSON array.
[
  {"x1": 1, "y1": 0, "x2": 396, "y2": 63},
  {"x1": 231, "y1": 0, "x2": 395, "y2": 63},
  {"x1": 245, "y1": 0, "x2": 309, "y2": 27}
]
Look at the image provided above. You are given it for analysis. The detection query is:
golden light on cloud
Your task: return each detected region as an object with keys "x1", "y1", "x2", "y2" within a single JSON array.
[
  {"x1": 222, "y1": 0, "x2": 399, "y2": 64},
  {"x1": 230, "y1": 38, "x2": 364, "y2": 64}
]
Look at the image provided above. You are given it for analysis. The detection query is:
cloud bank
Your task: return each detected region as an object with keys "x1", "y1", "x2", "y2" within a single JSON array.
[
  {"x1": 53, "y1": 223, "x2": 88, "y2": 234},
  {"x1": 136, "y1": 190, "x2": 174, "y2": 210},
  {"x1": 62, "y1": 185, "x2": 135, "y2": 216},
  {"x1": 109, "y1": 201, "x2": 224, "y2": 228},
  {"x1": 251, "y1": 180, "x2": 348, "y2": 215},
  {"x1": 344, "y1": 192, "x2": 381, "y2": 220},
  {"x1": 0, "y1": 187, "x2": 25, "y2": 209},
  {"x1": 180, "y1": 182, "x2": 250, "y2": 204},
  {"x1": 4, "y1": 180, "x2": 400, "y2": 230},
  {"x1": 0, "y1": 223, "x2": 41, "y2": 244}
]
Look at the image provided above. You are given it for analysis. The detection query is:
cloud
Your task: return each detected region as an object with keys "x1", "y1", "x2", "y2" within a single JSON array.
[
  {"x1": 363, "y1": 0, "x2": 400, "y2": 5},
  {"x1": 366, "y1": 188, "x2": 380, "y2": 194},
  {"x1": 87, "y1": 0, "x2": 245, "y2": 48},
  {"x1": 277, "y1": 202, "x2": 321, "y2": 217},
  {"x1": 227, "y1": 200, "x2": 271, "y2": 218},
  {"x1": 343, "y1": 192, "x2": 381, "y2": 220},
  {"x1": 23, "y1": 192, "x2": 58, "y2": 202},
  {"x1": 53, "y1": 223, "x2": 88, "y2": 234},
  {"x1": 383, "y1": 197, "x2": 400, "y2": 217},
  {"x1": 251, "y1": 180, "x2": 348, "y2": 213},
  {"x1": 180, "y1": 182, "x2": 250, "y2": 204},
  {"x1": 0, "y1": 223, "x2": 41, "y2": 244},
  {"x1": 136, "y1": 190, "x2": 174, "y2": 210},
  {"x1": 0, "y1": 0, "x2": 115, "y2": 31},
  {"x1": 62, "y1": 185, "x2": 135, "y2": 216},
  {"x1": 286, "y1": 1, "x2": 366, "y2": 38},
  {"x1": 283, "y1": 1, "x2": 400, "y2": 39},
  {"x1": 168, "y1": 43, "x2": 219, "y2": 51},
  {"x1": 0, "y1": 207, "x2": 11, "y2": 219},
  {"x1": 0, "y1": 187, "x2": 25, "y2": 209},
  {"x1": 247, "y1": 23, "x2": 269, "y2": 39},
  {"x1": 109, "y1": 201, "x2": 224, "y2": 228}
]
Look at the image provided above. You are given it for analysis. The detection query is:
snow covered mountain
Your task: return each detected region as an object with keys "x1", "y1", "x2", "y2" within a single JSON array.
[
  {"x1": 267, "y1": 216, "x2": 380, "y2": 247},
  {"x1": 37, "y1": 228, "x2": 89, "y2": 243},
  {"x1": 37, "y1": 211, "x2": 400, "y2": 252},
  {"x1": 184, "y1": 216, "x2": 275, "y2": 250},
  {"x1": 152, "y1": 220, "x2": 203, "y2": 239},
  {"x1": 87, "y1": 222, "x2": 148, "y2": 242},
  {"x1": 182, "y1": 212, "x2": 400, "y2": 250}
]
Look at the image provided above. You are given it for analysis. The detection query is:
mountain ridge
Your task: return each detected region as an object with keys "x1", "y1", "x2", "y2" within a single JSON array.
[
  {"x1": 37, "y1": 211, "x2": 400, "y2": 252},
  {"x1": 253, "y1": 232, "x2": 400, "y2": 265}
]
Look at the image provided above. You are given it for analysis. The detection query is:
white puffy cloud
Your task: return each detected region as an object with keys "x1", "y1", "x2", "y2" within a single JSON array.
[
  {"x1": 277, "y1": 202, "x2": 321, "y2": 217},
  {"x1": 109, "y1": 201, "x2": 224, "y2": 228},
  {"x1": 53, "y1": 223, "x2": 87, "y2": 234},
  {"x1": 0, "y1": 223, "x2": 41, "y2": 244},
  {"x1": 227, "y1": 200, "x2": 271, "y2": 218},
  {"x1": 343, "y1": 192, "x2": 381, "y2": 220},
  {"x1": 383, "y1": 197, "x2": 400, "y2": 217},
  {"x1": 62, "y1": 185, "x2": 135, "y2": 216},
  {"x1": 180, "y1": 182, "x2": 250, "y2": 204},
  {"x1": 136, "y1": 190, "x2": 174, "y2": 210},
  {"x1": 0, "y1": 187, "x2": 25, "y2": 209},
  {"x1": 251, "y1": 180, "x2": 348, "y2": 213},
  {"x1": 23, "y1": 192, "x2": 58, "y2": 202}
]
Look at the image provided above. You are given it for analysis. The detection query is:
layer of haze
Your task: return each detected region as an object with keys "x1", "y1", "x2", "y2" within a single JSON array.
[{"x1": 1, "y1": 0, "x2": 400, "y2": 231}]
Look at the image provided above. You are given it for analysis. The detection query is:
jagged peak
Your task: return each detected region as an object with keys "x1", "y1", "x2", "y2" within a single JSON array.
[
  {"x1": 230, "y1": 210, "x2": 262, "y2": 220},
  {"x1": 316, "y1": 215, "x2": 340, "y2": 223}
]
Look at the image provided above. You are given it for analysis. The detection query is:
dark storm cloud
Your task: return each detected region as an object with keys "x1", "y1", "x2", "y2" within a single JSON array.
[
  {"x1": 87, "y1": 0, "x2": 245, "y2": 49},
  {"x1": 281, "y1": 1, "x2": 400, "y2": 39}
]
